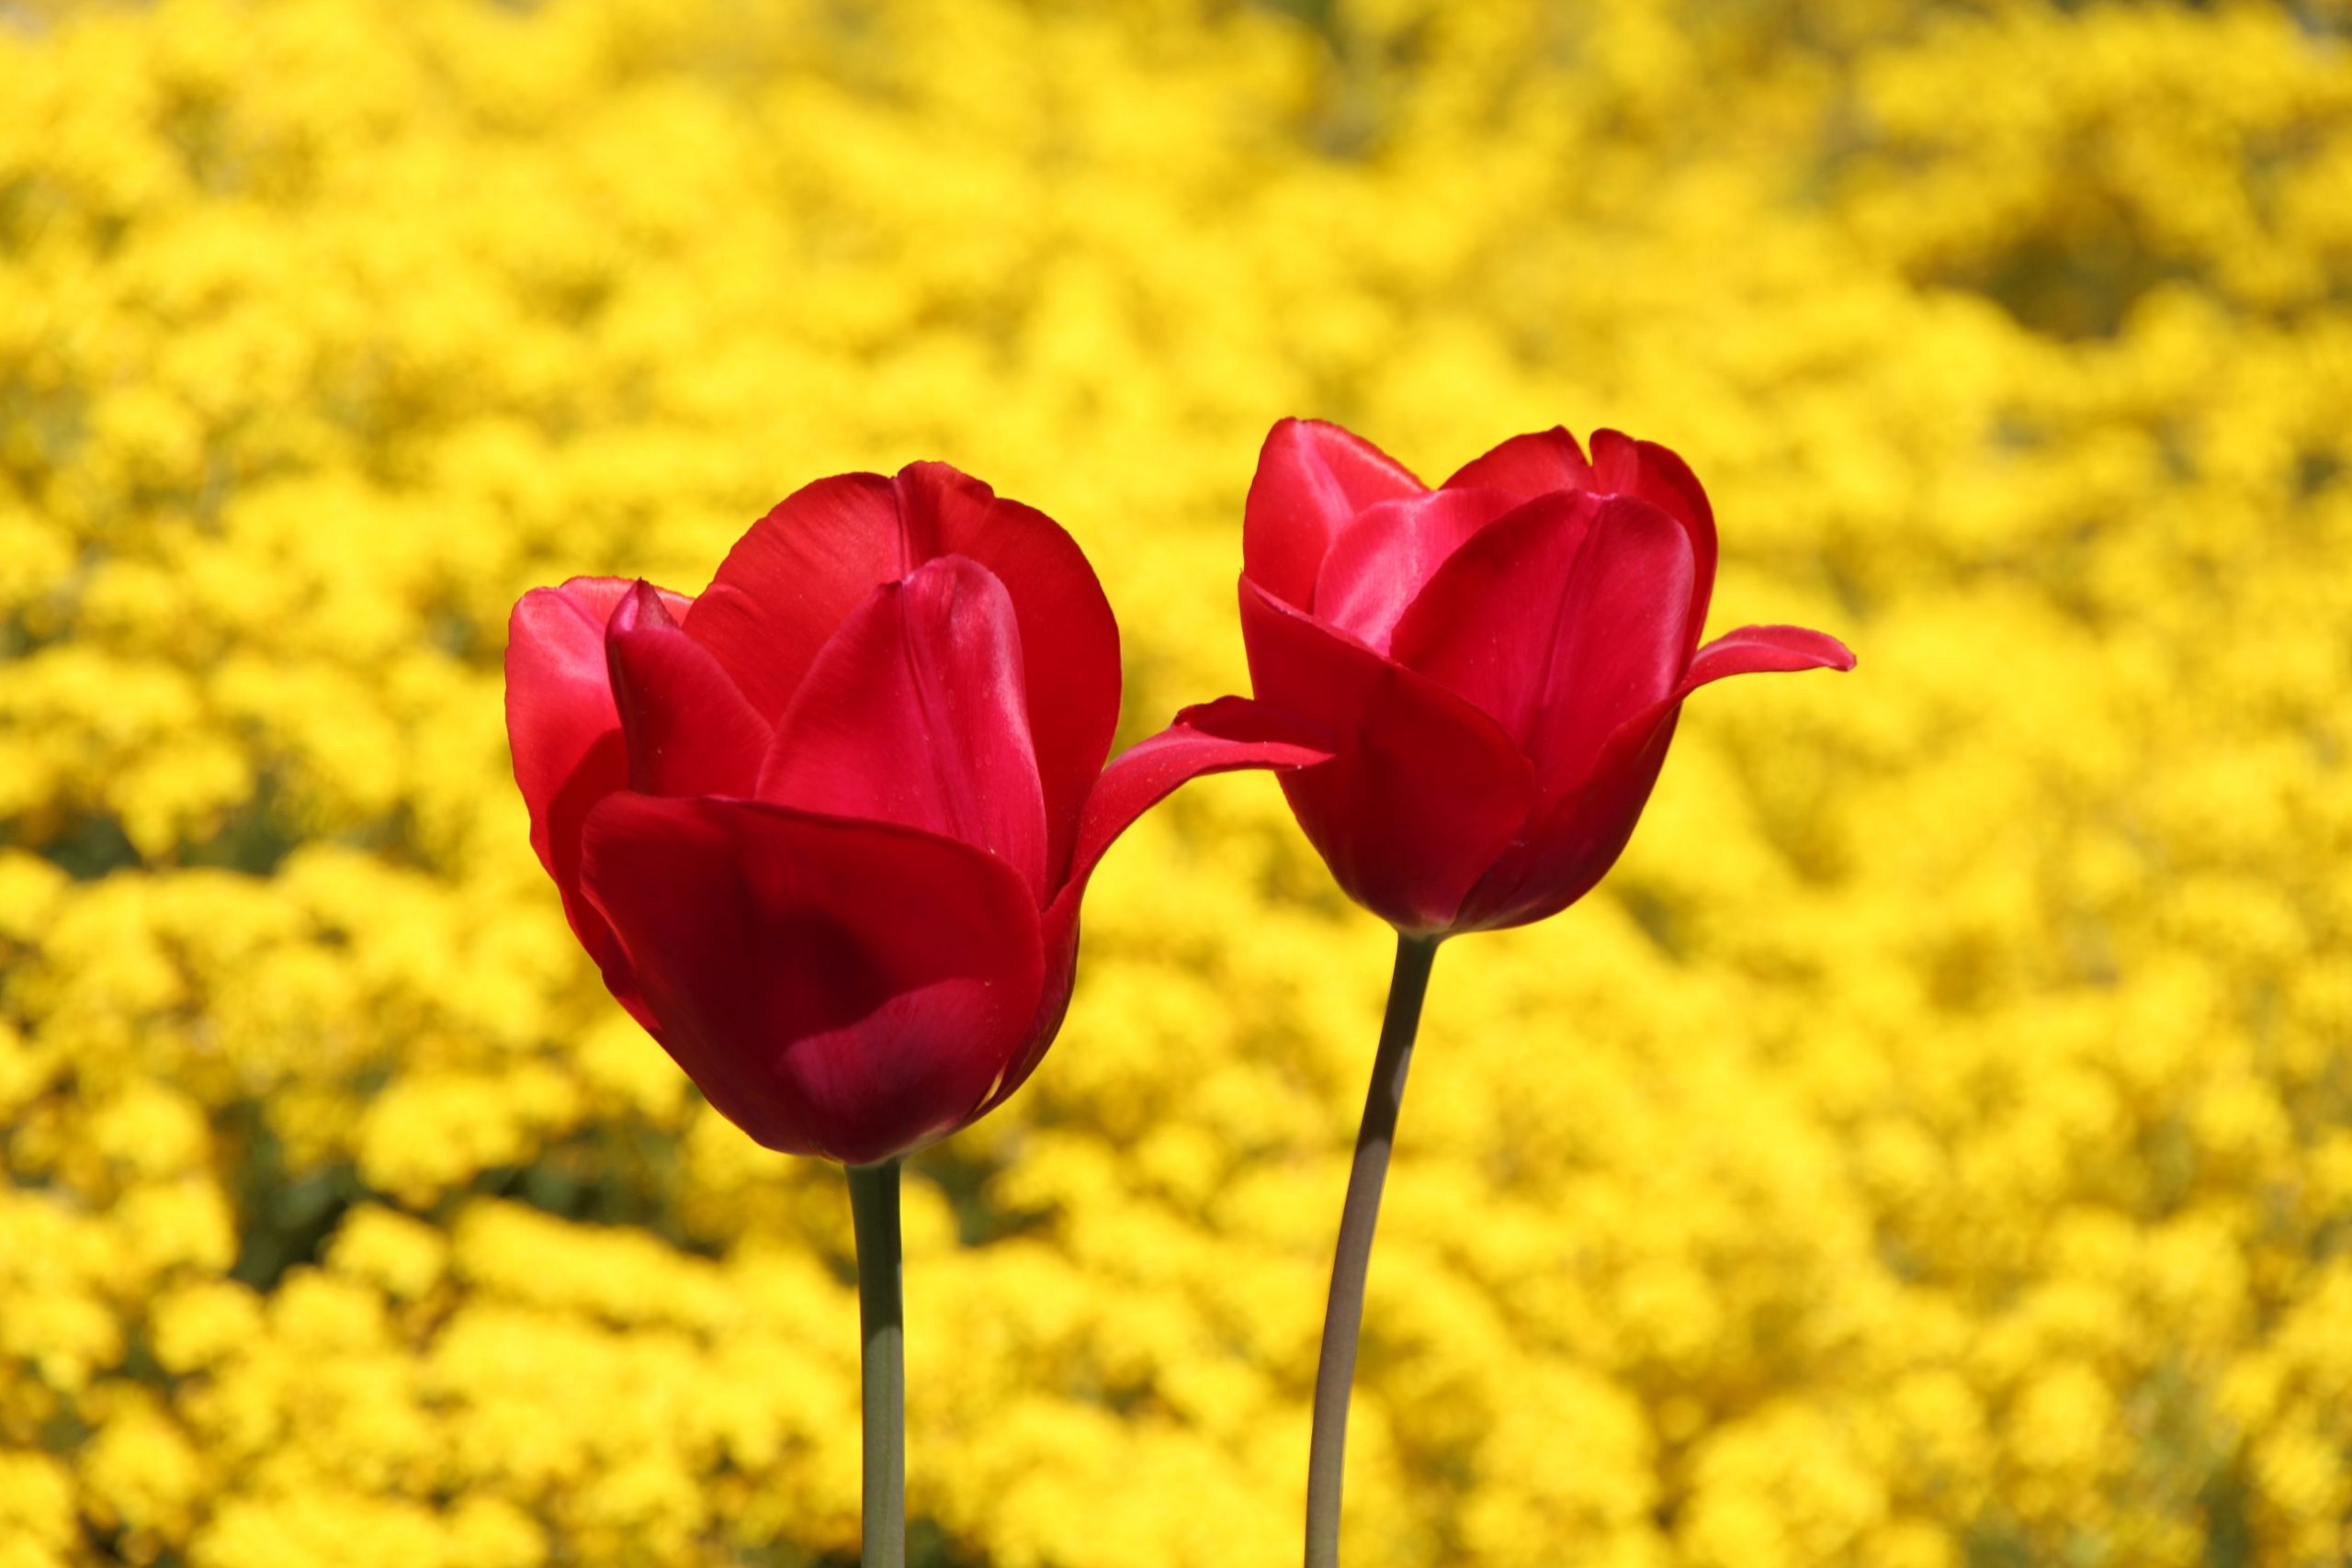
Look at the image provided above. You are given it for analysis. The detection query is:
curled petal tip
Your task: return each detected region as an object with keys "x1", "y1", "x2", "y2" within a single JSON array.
[
  {"x1": 610, "y1": 578, "x2": 677, "y2": 632},
  {"x1": 1168, "y1": 694, "x2": 1338, "y2": 764},
  {"x1": 1682, "y1": 624, "x2": 1856, "y2": 694}
]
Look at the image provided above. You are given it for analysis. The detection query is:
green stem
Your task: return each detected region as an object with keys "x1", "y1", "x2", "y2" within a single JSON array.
[
  {"x1": 1304, "y1": 932, "x2": 1442, "y2": 1568},
  {"x1": 846, "y1": 1159, "x2": 905, "y2": 1568}
]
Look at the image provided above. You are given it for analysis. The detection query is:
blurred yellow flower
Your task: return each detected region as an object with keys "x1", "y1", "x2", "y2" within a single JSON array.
[{"x1": 1, "y1": 0, "x2": 2347, "y2": 1563}]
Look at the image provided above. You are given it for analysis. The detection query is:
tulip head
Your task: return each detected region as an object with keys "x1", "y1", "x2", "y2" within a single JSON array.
[
  {"x1": 507, "y1": 462, "x2": 1323, "y2": 1165},
  {"x1": 1239, "y1": 420, "x2": 1854, "y2": 937}
]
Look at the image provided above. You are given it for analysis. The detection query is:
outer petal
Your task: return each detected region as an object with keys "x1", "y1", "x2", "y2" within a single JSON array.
[
  {"x1": 683, "y1": 463, "x2": 1118, "y2": 879},
  {"x1": 756, "y1": 556, "x2": 1050, "y2": 903},
  {"x1": 681, "y1": 472, "x2": 903, "y2": 722},
  {"x1": 1391, "y1": 493, "x2": 1694, "y2": 802},
  {"x1": 1589, "y1": 430, "x2": 1717, "y2": 649},
  {"x1": 1241, "y1": 581, "x2": 1535, "y2": 934},
  {"x1": 605, "y1": 581, "x2": 772, "y2": 798},
  {"x1": 975, "y1": 695, "x2": 1334, "y2": 1117},
  {"x1": 579, "y1": 794, "x2": 1047, "y2": 1166},
  {"x1": 1243, "y1": 419, "x2": 1426, "y2": 611},
  {"x1": 1440, "y1": 425, "x2": 1595, "y2": 502},
  {"x1": 1679, "y1": 624, "x2": 1857, "y2": 691},
  {"x1": 1451, "y1": 706, "x2": 1683, "y2": 933},
  {"x1": 1057, "y1": 695, "x2": 1333, "y2": 914},
  {"x1": 503, "y1": 575, "x2": 688, "y2": 1021},
  {"x1": 1454, "y1": 621, "x2": 1855, "y2": 931},
  {"x1": 892, "y1": 462, "x2": 1122, "y2": 873},
  {"x1": 1312, "y1": 487, "x2": 1515, "y2": 654}
]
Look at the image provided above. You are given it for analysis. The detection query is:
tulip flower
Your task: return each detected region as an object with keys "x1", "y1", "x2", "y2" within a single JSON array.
[
  {"x1": 504, "y1": 460, "x2": 1323, "y2": 1568},
  {"x1": 1237, "y1": 418, "x2": 1853, "y2": 1568},
  {"x1": 1241, "y1": 417, "x2": 1855, "y2": 936}
]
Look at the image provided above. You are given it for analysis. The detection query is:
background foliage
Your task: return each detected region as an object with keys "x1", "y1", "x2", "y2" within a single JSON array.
[{"x1": 2, "y1": 0, "x2": 2349, "y2": 1563}]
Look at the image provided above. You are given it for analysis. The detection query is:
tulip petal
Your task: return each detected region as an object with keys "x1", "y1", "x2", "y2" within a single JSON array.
[
  {"x1": 505, "y1": 576, "x2": 690, "y2": 1021},
  {"x1": 579, "y1": 794, "x2": 1046, "y2": 1166},
  {"x1": 1455, "y1": 621, "x2": 1854, "y2": 931},
  {"x1": 684, "y1": 471, "x2": 901, "y2": 727},
  {"x1": 1679, "y1": 623, "x2": 1858, "y2": 694},
  {"x1": 604, "y1": 581, "x2": 772, "y2": 798},
  {"x1": 1589, "y1": 430, "x2": 1717, "y2": 649},
  {"x1": 756, "y1": 555, "x2": 1051, "y2": 902},
  {"x1": 1059, "y1": 695, "x2": 1334, "y2": 914},
  {"x1": 968, "y1": 695, "x2": 1334, "y2": 1117},
  {"x1": 1312, "y1": 487, "x2": 1515, "y2": 654},
  {"x1": 1392, "y1": 493, "x2": 1694, "y2": 798},
  {"x1": 1241, "y1": 581, "x2": 1535, "y2": 933},
  {"x1": 684, "y1": 463, "x2": 1118, "y2": 876},
  {"x1": 1243, "y1": 418, "x2": 1425, "y2": 612},
  {"x1": 1451, "y1": 705, "x2": 1683, "y2": 933},
  {"x1": 1440, "y1": 425, "x2": 1595, "y2": 501},
  {"x1": 891, "y1": 463, "x2": 1123, "y2": 867}
]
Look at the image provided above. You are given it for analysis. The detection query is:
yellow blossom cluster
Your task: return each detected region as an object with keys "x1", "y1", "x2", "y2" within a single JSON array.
[{"x1": 2, "y1": 0, "x2": 2347, "y2": 1564}]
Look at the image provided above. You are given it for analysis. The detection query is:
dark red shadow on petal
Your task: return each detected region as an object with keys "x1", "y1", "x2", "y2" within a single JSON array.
[
  {"x1": 1241, "y1": 581, "x2": 1534, "y2": 934},
  {"x1": 579, "y1": 795, "x2": 1046, "y2": 1166},
  {"x1": 1453, "y1": 707, "x2": 1681, "y2": 932}
]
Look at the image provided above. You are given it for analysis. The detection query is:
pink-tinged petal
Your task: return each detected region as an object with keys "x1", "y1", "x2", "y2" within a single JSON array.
[
  {"x1": 604, "y1": 581, "x2": 772, "y2": 799},
  {"x1": 683, "y1": 463, "x2": 1118, "y2": 877},
  {"x1": 1589, "y1": 430, "x2": 1717, "y2": 648},
  {"x1": 504, "y1": 575, "x2": 689, "y2": 1021},
  {"x1": 579, "y1": 794, "x2": 1046, "y2": 1166},
  {"x1": 1312, "y1": 487, "x2": 1516, "y2": 654},
  {"x1": 1243, "y1": 419, "x2": 1426, "y2": 611},
  {"x1": 1679, "y1": 624, "x2": 1857, "y2": 694},
  {"x1": 756, "y1": 556, "x2": 1051, "y2": 903},
  {"x1": 507, "y1": 577, "x2": 670, "y2": 857},
  {"x1": 1391, "y1": 493, "x2": 1694, "y2": 799},
  {"x1": 974, "y1": 695, "x2": 1334, "y2": 1117},
  {"x1": 1440, "y1": 426, "x2": 1595, "y2": 502},
  {"x1": 1241, "y1": 581, "x2": 1534, "y2": 934}
]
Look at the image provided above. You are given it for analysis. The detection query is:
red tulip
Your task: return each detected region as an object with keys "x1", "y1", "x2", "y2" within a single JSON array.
[
  {"x1": 507, "y1": 462, "x2": 1326, "y2": 1165},
  {"x1": 1240, "y1": 419, "x2": 1855, "y2": 936}
]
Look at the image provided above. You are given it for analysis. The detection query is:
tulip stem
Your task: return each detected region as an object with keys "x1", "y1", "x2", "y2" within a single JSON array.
[
  {"x1": 1304, "y1": 931, "x2": 1442, "y2": 1568},
  {"x1": 846, "y1": 1158, "x2": 906, "y2": 1568}
]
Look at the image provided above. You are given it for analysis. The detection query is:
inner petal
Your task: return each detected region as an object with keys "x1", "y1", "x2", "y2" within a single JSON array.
[
  {"x1": 754, "y1": 555, "x2": 1051, "y2": 903},
  {"x1": 1390, "y1": 493, "x2": 1694, "y2": 795},
  {"x1": 1312, "y1": 487, "x2": 1514, "y2": 653},
  {"x1": 605, "y1": 581, "x2": 773, "y2": 799}
]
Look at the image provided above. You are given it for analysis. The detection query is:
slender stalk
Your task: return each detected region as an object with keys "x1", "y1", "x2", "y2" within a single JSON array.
[
  {"x1": 846, "y1": 1159, "x2": 906, "y2": 1568},
  {"x1": 1305, "y1": 932, "x2": 1442, "y2": 1568}
]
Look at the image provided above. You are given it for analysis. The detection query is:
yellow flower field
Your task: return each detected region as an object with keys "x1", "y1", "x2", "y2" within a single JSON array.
[{"x1": 2, "y1": 0, "x2": 2348, "y2": 1563}]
